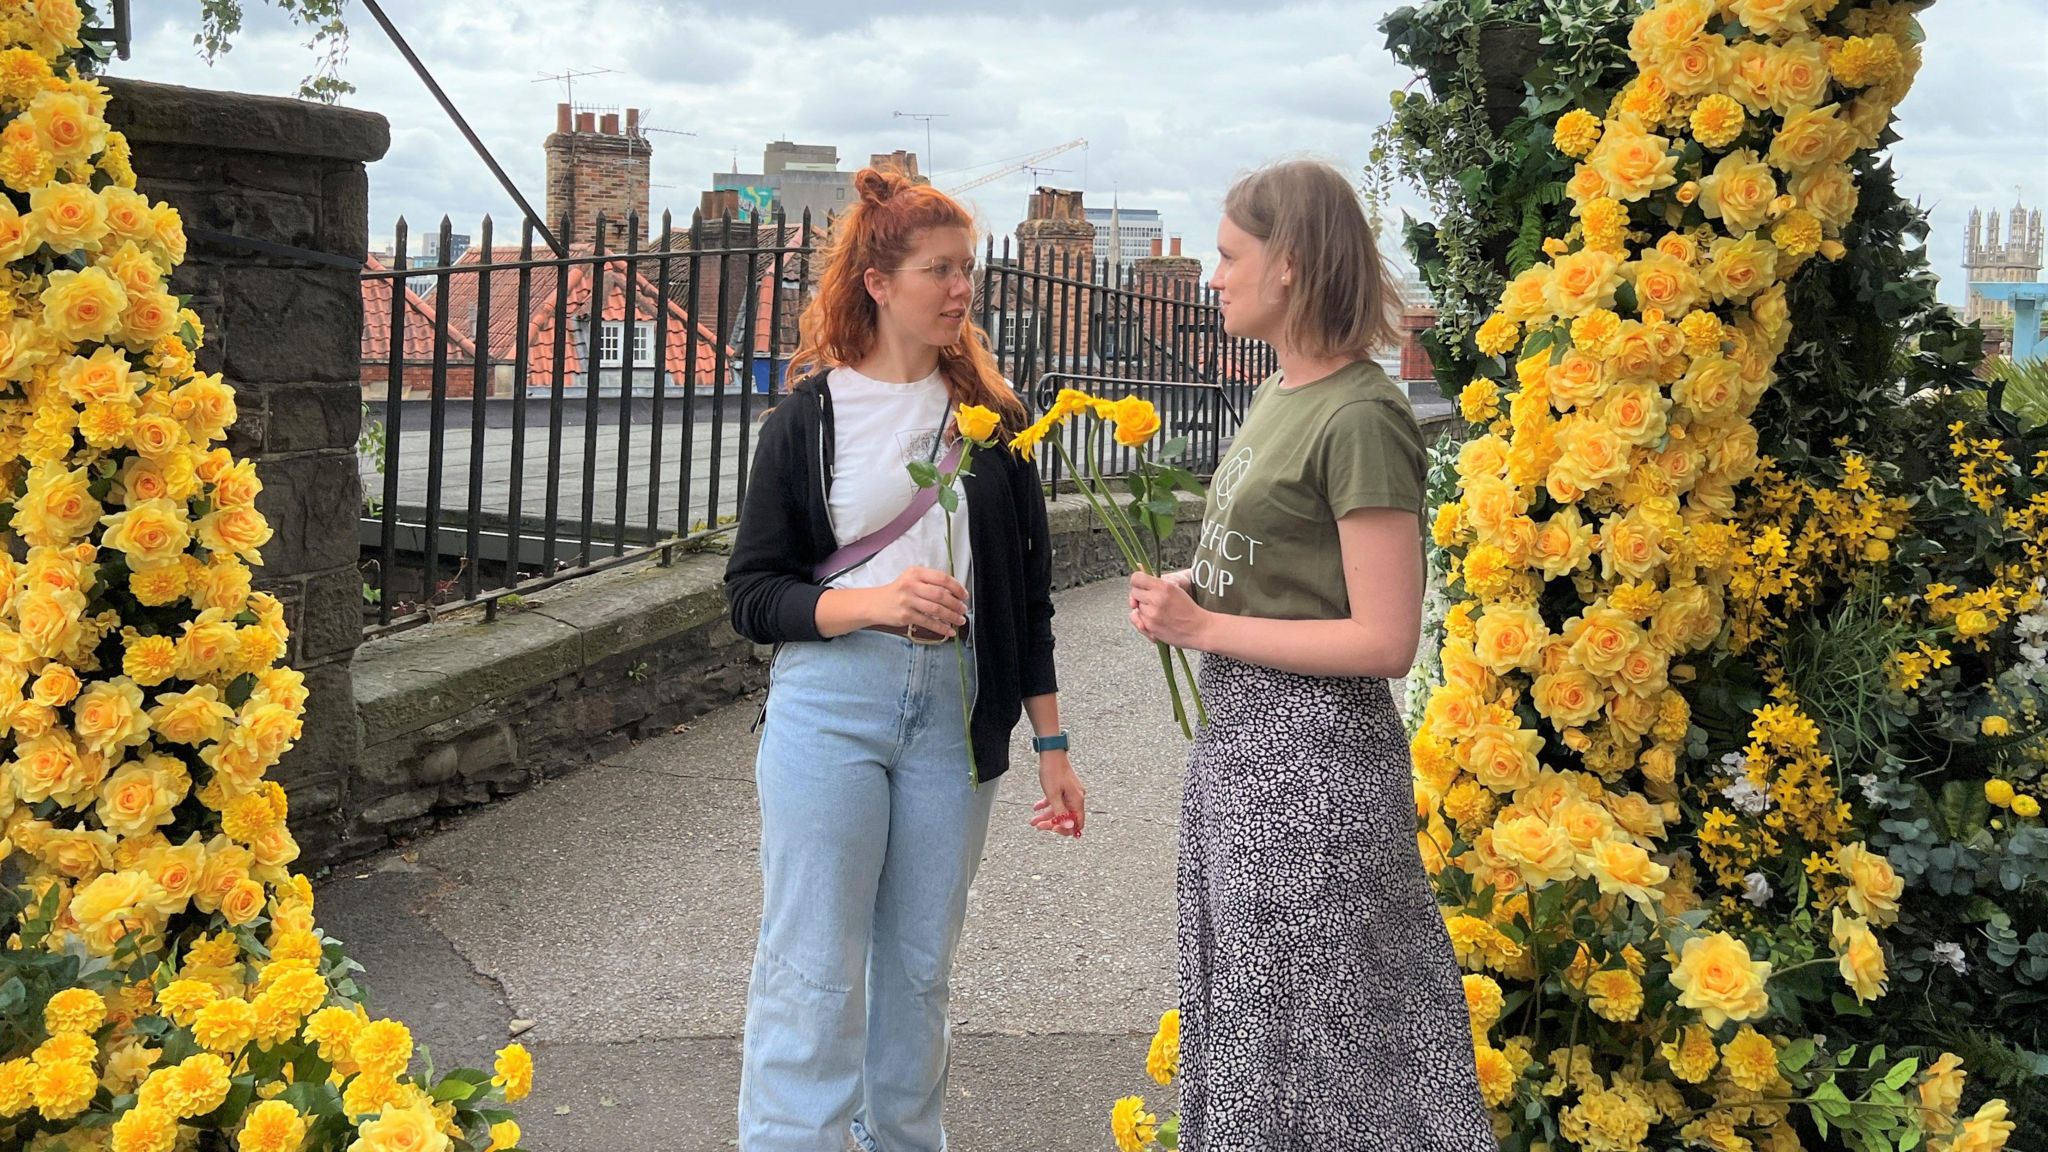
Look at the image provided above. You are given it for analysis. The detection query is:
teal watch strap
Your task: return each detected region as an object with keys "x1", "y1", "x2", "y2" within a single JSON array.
[{"x1": 1031, "y1": 730, "x2": 1069, "y2": 754}]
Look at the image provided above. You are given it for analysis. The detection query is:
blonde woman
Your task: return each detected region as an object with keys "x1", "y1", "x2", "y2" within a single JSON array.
[{"x1": 1130, "y1": 160, "x2": 1495, "y2": 1150}]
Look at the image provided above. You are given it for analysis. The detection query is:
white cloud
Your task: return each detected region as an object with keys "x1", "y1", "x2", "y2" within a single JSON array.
[{"x1": 108, "y1": 1, "x2": 2042, "y2": 306}]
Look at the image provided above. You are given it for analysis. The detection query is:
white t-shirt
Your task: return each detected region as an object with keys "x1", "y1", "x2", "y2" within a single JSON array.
[{"x1": 823, "y1": 366, "x2": 972, "y2": 606}]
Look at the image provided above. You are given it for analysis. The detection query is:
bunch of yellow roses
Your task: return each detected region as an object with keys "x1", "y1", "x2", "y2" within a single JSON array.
[
  {"x1": 1415, "y1": 2, "x2": 2014, "y2": 1151},
  {"x1": 0, "y1": 5, "x2": 528, "y2": 1150}
]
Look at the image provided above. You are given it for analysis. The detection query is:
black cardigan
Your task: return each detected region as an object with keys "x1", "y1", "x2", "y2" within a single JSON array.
[{"x1": 724, "y1": 372, "x2": 1058, "y2": 780}]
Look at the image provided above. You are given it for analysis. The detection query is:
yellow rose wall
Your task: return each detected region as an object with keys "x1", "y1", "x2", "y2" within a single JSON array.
[
  {"x1": 1414, "y1": 1, "x2": 2021, "y2": 1151},
  {"x1": 0, "y1": 4, "x2": 528, "y2": 1151}
]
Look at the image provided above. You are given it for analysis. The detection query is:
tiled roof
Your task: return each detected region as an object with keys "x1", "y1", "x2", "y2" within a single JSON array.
[{"x1": 361, "y1": 253, "x2": 477, "y2": 365}]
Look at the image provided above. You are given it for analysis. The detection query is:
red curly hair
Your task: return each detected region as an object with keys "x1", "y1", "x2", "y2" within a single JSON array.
[{"x1": 789, "y1": 166, "x2": 1024, "y2": 426}]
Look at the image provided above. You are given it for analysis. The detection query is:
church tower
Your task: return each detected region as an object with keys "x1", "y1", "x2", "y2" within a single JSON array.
[{"x1": 1965, "y1": 196, "x2": 2044, "y2": 331}]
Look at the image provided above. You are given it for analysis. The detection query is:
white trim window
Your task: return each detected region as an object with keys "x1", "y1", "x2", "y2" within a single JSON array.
[
  {"x1": 1001, "y1": 310, "x2": 1035, "y2": 353},
  {"x1": 600, "y1": 321, "x2": 658, "y2": 366},
  {"x1": 599, "y1": 321, "x2": 623, "y2": 365}
]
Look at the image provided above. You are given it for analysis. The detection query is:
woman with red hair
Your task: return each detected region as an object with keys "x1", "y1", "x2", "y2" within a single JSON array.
[{"x1": 725, "y1": 166, "x2": 1086, "y2": 1151}]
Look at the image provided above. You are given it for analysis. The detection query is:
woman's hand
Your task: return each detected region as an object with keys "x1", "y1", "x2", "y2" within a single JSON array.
[
  {"x1": 1130, "y1": 570, "x2": 1210, "y2": 650},
  {"x1": 1029, "y1": 750, "x2": 1086, "y2": 839},
  {"x1": 872, "y1": 566, "x2": 968, "y2": 637}
]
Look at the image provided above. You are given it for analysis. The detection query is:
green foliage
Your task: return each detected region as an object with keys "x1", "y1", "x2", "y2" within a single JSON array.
[{"x1": 196, "y1": 0, "x2": 355, "y2": 103}]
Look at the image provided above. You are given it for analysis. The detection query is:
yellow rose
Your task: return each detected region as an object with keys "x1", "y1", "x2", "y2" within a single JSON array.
[
  {"x1": 172, "y1": 373, "x2": 239, "y2": 440},
  {"x1": 148, "y1": 685, "x2": 235, "y2": 746},
  {"x1": 1546, "y1": 348, "x2": 1611, "y2": 412},
  {"x1": 1616, "y1": 643, "x2": 1670, "y2": 695},
  {"x1": 1464, "y1": 723, "x2": 1544, "y2": 794},
  {"x1": 0, "y1": 195, "x2": 38, "y2": 265},
  {"x1": 1548, "y1": 416, "x2": 1631, "y2": 503},
  {"x1": 1768, "y1": 104, "x2": 1847, "y2": 172},
  {"x1": 1916, "y1": 1052, "x2": 1967, "y2": 1135},
  {"x1": 1532, "y1": 667, "x2": 1605, "y2": 731},
  {"x1": 1674, "y1": 354, "x2": 1743, "y2": 422},
  {"x1": 1624, "y1": 249, "x2": 1702, "y2": 318},
  {"x1": 29, "y1": 180, "x2": 108, "y2": 254},
  {"x1": 196, "y1": 504, "x2": 274, "y2": 563},
  {"x1": 143, "y1": 833, "x2": 206, "y2": 914},
  {"x1": 1657, "y1": 34, "x2": 1734, "y2": 97},
  {"x1": 15, "y1": 587, "x2": 88, "y2": 660},
  {"x1": 101, "y1": 498, "x2": 192, "y2": 569},
  {"x1": 1476, "y1": 604, "x2": 1548, "y2": 673},
  {"x1": 15, "y1": 462, "x2": 102, "y2": 546},
  {"x1": 1585, "y1": 837, "x2": 1671, "y2": 907},
  {"x1": 1583, "y1": 115, "x2": 1680, "y2": 202},
  {"x1": 1627, "y1": 0, "x2": 1713, "y2": 64},
  {"x1": 1567, "y1": 606, "x2": 1643, "y2": 678},
  {"x1": 1730, "y1": 0, "x2": 1812, "y2": 35},
  {"x1": 1791, "y1": 163, "x2": 1860, "y2": 231},
  {"x1": 69, "y1": 869, "x2": 162, "y2": 956},
  {"x1": 1546, "y1": 249, "x2": 1625, "y2": 319},
  {"x1": 1597, "y1": 383, "x2": 1668, "y2": 447},
  {"x1": 9, "y1": 729, "x2": 91, "y2": 805},
  {"x1": 953, "y1": 403, "x2": 1001, "y2": 444},
  {"x1": 1531, "y1": 506, "x2": 1593, "y2": 580},
  {"x1": 1493, "y1": 812, "x2": 1578, "y2": 885},
  {"x1": 1109, "y1": 395, "x2": 1162, "y2": 448},
  {"x1": 1498, "y1": 264, "x2": 1555, "y2": 324},
  {"x1": 1945, "y1": 1100, "x2": 2015, "y2": 1152},
  {"x1": 27, "y1": 89, "x2": 104, "y2": 163},
  {"x1": 1770, "y1": 38, "x2": 1832, "y2": 116},
  {"x1": 1696, "y1": 150, "x2": 1778, "y2": 235},
  {"x1": 150, "y1": 203, "x2": 189, "y2": 266},
  {"x1": 1833, "y1": 842, "x2": 1904, "y2": 926},
  {"x1": 123, "y1": 288, "x2": 182, "y2": 349},
  {"x1": 1831, "y1": 909, "x2": 1888, "y2": 1003},
  {"x1": 30, "y1": 663, "x2": 80, "y2": 709},
  {"x1": 98, "y1": 240, "x2": 163, "y2": 299},
  {"x1": 97, "y1": 186, "x2": 153, "y2": 245},
  {"x1": 73, "y1": 677, "x2": 151, "y2": 759},
  {"x1": 95, "y1": 758, "x2": 189, "y2": 839},
  {"x1": 1702, "y1": 235, "x2": 1781, "y2": 303},
  {"x1": 40, "y1": 265, "x2": 129, "y2": 345},
  {"x1": 1669, "y1": 932, "x2": 1771, "y2": 1028}
]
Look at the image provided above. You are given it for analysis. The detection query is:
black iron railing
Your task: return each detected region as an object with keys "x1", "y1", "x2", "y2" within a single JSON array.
[{"x1": 358, "y1": 211, "x2": 1272, "y2": 634}]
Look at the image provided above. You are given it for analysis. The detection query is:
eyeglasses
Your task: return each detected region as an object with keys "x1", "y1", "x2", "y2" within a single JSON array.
[{"x1": 890, "y1": 258, "x2": 978, "y2": 284}]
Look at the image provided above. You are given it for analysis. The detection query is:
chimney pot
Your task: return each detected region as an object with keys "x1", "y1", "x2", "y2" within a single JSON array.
[
  {"x1": 1150, "y1": 237, "x2": 1164, "y2": 257},
  {"x1": 1170, "y1": 236, "x2": 1182, "y2": 257},
  {"x1": 625, "y1": 108, "x2": 640, "y2": 136},
  {"x1": 556, "y1": 103, "x2": 571, "y2": 133},
  {"x1": 575, "y1": 111, "x2": 596, "y2": 133},
  {"x1": 600, "y1": 112, "x2": 620, "y2": 135}
]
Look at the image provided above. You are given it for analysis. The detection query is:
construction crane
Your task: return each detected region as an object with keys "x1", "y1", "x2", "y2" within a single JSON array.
[{"x1": 948, "y1": 139, "x2": 1088, "y2": 194}]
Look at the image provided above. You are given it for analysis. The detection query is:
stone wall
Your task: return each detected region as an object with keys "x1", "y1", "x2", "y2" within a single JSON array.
[{"x1": 106, "y1": 78, "x2": 390, "y2": 863}]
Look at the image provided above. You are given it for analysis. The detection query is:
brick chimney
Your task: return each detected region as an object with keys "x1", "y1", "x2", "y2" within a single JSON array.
[
  {"x1": 1015, "y1": 187, "x2": 1096, "y2": 365},
  {"x1": 544, "y1": 102, "x2": 651, "y2": 250},
  {"x1": 869, "y1": 149, "x2": 923, "y2": 184},
  {"x1": 1135, "y1": 233, "x2": 1202, "y2": 295}
]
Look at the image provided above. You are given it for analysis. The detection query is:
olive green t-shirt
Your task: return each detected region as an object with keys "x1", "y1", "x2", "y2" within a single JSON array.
[{"x1": 1189, "y1": 361, "x2": 1425, "y2": 620}]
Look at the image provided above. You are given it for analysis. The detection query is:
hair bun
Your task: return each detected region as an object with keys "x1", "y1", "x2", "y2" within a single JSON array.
[{"x1": 855, "y1": 167, "x2": 898, "y2": 206}]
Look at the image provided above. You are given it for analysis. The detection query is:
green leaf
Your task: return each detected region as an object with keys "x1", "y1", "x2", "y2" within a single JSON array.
[
  {"x1": 906, "y1": 461, "x2": 939, "y2": 488},
  {"x1": 1780, "y1": 1038, "x2": 1817, "y2": 1073},
  {"x1": 1881, "y1": 1057, "x2": 1920, "y2": 1090},
  {"x1": 935, "y1": 486, "x2": 959, "y2": 514},
  {"x1": 431, "y1": 1078, "x2": 480, "y2": 1103},
  {"x1": 1160, "y1": 435, "x2": 1189, "y2": 462}
]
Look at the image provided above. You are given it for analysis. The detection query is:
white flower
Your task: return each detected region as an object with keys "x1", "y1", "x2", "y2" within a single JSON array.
[
  {"x1": 1933, "y1": 941, "x2": 1968, "y2": 975},
  {"x1": 1721, "y1": 776, "x2": 1773, "y2": 816},
  {"x1": 1857, "y1": 773, "x2": 1885, "y2": 804},
  {"x1": 1716, "y1": 751, "x2": 1747, "y2": 779},
  {"x1": 1741, "y1": 872, "x2": 1774, "y2": 907}
]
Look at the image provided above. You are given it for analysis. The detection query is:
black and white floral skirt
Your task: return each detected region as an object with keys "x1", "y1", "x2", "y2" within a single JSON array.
[{"x1": 1176, "y1": 654, "x2": 1497, "y2": 1152}]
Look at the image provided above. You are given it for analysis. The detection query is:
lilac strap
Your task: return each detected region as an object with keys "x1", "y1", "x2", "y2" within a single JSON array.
[{"x1": 814, "y1": 437, "x2": 967, "y2": 582}]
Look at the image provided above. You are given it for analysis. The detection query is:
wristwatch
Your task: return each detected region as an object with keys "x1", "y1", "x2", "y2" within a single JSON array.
[{"x1": 1031, "y1": 730, "x2": 1070, "y2": 754}]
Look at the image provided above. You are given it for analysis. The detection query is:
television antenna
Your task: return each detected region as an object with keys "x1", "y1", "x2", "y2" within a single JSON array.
[
  {"x1": 532, "y1": 67, "x2": 616, "y2": 109},
  {"x1": 893, "y1": 110, "x2": 949, "y2": 172}
]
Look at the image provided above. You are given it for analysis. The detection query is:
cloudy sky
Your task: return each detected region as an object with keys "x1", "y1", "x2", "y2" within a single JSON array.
[{"x1": 112, "y1": 1, "x2": 2044, "y2": 306}]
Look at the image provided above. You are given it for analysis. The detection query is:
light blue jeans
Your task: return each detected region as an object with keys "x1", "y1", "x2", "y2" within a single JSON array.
[{"x1": 739, "y1": 628, "x2": 997, "y2": 1152}]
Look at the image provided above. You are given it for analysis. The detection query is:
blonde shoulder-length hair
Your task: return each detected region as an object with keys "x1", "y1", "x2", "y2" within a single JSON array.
[{"x1": 1222, "y1": 159, "x2": 1401, "y2": 360}]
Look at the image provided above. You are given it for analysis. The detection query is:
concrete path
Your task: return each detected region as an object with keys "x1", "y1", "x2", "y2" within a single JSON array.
[{"x1": 315, "y1": 577, "x2": 1206, "y2": 1152}]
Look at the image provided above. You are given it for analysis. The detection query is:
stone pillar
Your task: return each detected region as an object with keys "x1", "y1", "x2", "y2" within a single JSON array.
[{"x1": 105, "y1": 78, "x2": 390, "y2": 862}]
